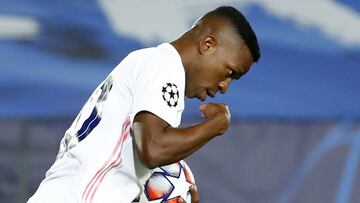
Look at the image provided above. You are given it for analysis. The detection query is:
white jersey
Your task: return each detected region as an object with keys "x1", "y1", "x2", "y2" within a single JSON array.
[{"x1": 28, "y1": 43, "x2": 185, "y2": 203}]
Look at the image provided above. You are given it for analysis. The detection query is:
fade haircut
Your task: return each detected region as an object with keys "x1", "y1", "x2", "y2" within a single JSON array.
[{"x1": 204, "y1": 6, "x2": 261, "y2": 62}]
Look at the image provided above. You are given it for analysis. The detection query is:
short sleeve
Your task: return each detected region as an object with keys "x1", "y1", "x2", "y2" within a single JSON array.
[{"x1": 130, "y1": 51, "x2": 185, "y2": 127}]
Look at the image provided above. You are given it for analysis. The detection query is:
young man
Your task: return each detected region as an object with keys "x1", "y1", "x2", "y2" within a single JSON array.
[{"x1": 28, "y1": 6, "x2": 260, "y2": 203}]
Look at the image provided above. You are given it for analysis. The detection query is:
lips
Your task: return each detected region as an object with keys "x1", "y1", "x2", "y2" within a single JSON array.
[
  {"x1": 198, "y1": 89, "x2": 216, "y2": 101},
  {"x1": 206, "y1": 90, "x2": 215, "y2": 98}
]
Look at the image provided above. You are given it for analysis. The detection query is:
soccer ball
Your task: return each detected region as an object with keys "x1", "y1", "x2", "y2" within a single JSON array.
[{"x1": 133, "y1": 160, "x2": 195, "y2": 203}]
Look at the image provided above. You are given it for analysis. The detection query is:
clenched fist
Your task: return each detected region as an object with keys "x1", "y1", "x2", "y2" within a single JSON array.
[{"x1": 199, "y1": 102, "x2": 231, "y2": 135}]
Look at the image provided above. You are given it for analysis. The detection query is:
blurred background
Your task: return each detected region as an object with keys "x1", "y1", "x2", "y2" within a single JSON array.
[{"x1": 1, "y1": 0, "x2": 360, "y2": 202}]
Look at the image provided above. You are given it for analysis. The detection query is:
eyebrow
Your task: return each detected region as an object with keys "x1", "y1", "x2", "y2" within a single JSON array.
[{"x1": 233, "y1": 64, "x2": 251, "y2": 80}]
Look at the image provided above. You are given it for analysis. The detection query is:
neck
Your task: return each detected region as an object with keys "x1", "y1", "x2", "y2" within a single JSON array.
[{"x1": 170, "y1": 37, "x2": 195, "y2": 80}]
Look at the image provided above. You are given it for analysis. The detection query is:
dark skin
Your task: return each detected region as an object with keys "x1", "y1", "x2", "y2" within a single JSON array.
[
  {"x1": 133, "y1": 15, "x2": 253, "y2": 168},
  {"x1": 179, "y1": 185, "x2": 199, "y2": 203},
  {"x1": 132, "y1": 16, "x2": 253, "y2": 202}
]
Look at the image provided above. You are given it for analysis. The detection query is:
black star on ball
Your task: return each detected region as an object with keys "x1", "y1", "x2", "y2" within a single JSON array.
[{"x1": 161, "y1": 83, "x2": 179, "y2": 107}]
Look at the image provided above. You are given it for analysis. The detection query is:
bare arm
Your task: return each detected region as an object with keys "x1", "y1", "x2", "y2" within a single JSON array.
[{"x1": 132, "y1": 102, "x2": 230, "y2": 168}]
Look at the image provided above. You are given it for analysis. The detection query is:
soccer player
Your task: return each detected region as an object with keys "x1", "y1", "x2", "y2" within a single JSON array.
[{"x1": 28, "y1": 6, "x2": 260, "y2": 203}]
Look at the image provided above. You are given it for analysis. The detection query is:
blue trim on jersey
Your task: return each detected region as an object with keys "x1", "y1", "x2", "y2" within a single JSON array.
[{"x1": 77, "y1": 107, "x2": 101, "y2": 141}]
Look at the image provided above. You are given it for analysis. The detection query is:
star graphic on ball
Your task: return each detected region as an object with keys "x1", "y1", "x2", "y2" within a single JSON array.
[{"x1": 161, "y1": 83, "x2": 179, "y2": 107}]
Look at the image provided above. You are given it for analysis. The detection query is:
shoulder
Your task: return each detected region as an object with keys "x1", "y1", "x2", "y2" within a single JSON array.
[
  {"x1": 112, "y1": 44, "x2": 184, "y2": 84},
  {"x1": 125, "y1": 46, "x2": 157, "y2": 63},
  {"x1": 124, "y1": 43, "x2": 181, "y2": 63}
]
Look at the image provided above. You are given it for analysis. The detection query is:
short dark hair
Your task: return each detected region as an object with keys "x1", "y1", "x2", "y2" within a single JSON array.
[{"x1": 206, "y1": 6, "x2": 261, "y2": 62}]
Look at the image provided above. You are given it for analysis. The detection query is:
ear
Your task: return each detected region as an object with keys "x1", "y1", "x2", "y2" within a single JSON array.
[{"x1": 199, "y1": 35, "x2": 217, "y2": 56}]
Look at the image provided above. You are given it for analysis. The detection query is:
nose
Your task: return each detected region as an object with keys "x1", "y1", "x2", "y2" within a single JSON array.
[{"x1": 218, "y1": 78, "x2": 232, "y2": 94}]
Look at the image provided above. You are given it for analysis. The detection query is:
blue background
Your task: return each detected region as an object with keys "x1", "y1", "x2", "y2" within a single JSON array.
[
  {"x1": 1, "y1": 0, "x2": 359, "y2": 119},
  {"x1": 1, "y1": 1, "x2": 360, "y2": 203}
]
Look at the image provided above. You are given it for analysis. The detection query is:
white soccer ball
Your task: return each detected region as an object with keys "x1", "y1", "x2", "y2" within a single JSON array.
[{"x1": 133, "y1": 160, "x2": 195, "y2": 203}]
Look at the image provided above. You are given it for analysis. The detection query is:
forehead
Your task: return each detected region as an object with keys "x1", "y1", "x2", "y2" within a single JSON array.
[
  {"x1": 215, "y1": 23, "x2": 253, "y2": 67},
  {"x1": 221, "y1": 39, "x2": 253, "y2": 73}
]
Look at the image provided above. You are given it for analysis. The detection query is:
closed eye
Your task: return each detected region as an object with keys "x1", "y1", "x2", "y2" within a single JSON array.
[{"x1": 228, "y1": 68, "x2": 241, "y2": 80}]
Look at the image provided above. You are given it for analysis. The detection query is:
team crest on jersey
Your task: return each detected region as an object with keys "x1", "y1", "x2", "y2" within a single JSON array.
[{"x1": 161, "y1": 83, "x2": 179, "y2": 107}]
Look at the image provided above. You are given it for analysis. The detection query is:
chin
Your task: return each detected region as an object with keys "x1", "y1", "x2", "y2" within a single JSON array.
[
  {"x1": 191, "y1": 96, "x2": 204, "y2": 101},
  {"x1": 196, "y1": 94, "x2": 206, "y2": 101},
  {"x1": 196, "y1": 97, "x2": 205, "y2": 101}
]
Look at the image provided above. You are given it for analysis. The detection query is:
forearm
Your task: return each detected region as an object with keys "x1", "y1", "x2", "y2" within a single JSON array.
[
  {"x1": 133, "y1": 103, "x2": 231, "y2": 168},
  {"x1": 133, "y1": 115, "x2": 227, "y2": 168},
  {"x1": 154, "y1": 116, "x2": 226, "y2": 166}
]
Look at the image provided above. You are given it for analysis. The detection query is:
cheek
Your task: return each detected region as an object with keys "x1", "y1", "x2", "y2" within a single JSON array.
[
  {"x1": 208, "y1": 65, "x2": 226, "y2": 83},
  {"x1": 196, "y1": 57, "x2": 223, "y2": 85},
  {"x1": 186, "y1": 72, "x2": 202, "y2": 95}
]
